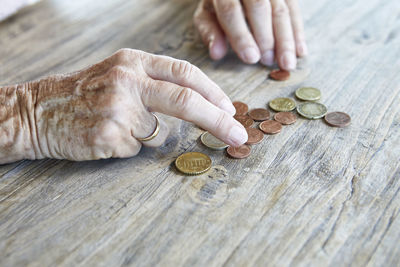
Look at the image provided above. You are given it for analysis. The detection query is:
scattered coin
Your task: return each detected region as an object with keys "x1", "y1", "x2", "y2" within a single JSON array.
[
  {"x1": 227, "y1": 145, "x2": 251, "y2": 159},
  {"x1": 269, "y1": 97, "x2": 296, "y2": 112},
  {"x1": 297, "y1": 102, "x2": 328, "y2": 119},
  {"x1": 201, "y1": 131, "x2": 229, "y2": 150},
  {"x1": 274, "y1": 112, "x2": 297, "y2": 125},
  {"x1": 246, "y1": 128, "x2": 264, "y2": 145},
  {"x1": 233, "y1": 101, "x2": 249, "y2": 115},
  {"x1": 324, "y1": 112, "x2": 351, "y2": 127},
  {"x1": 175, "y1": 152, "x2": 212, "y2": 175},
  {"x1": 259, "y1": 120, "x2": 283, "y2": 134},
  {"x1": 248, "y1": 108, "x2": 270, "y2": 121},
  {"x1": 234, "y1": 115, "x2": 254, "y2": 128},
  {"x1": 269, "y1": 69, "x2": 290, "y2": 81},
  {"x1": 295, "y1": 87, "x2": 321, "y2": 101}
]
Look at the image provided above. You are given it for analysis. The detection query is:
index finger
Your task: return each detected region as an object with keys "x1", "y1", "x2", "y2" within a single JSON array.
[{"x1": 141, "y1": 79, "x2": 248, "y2": 147}]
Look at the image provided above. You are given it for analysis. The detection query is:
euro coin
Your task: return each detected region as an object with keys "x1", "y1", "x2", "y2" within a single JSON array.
[
  {"x1": 269, "y1": 69, "x2": 290, "y2": 81},
  {"x1": 234, "y1": 115, "x2": 254, "y2": 128},
  {"x1": 201, "y1": 132, "x2": 229, "y2": 150},
  {"x1": 233, "y1": 101, "x2": 248, "y2": 115},
  {"x1": 175, "y1": 152, "x2": 212, "y2": 175},
  {"x1": 295, "y1": 87, "x2": 321, "y2": 101},
  {"x1": 274, "y1": 112, "x2": 297, "y2": 125},
  {"x1": 227, "y1": 145, "x2": 251, "y2": 159},
  {"x1": 269, "y1": 97, "x2": 296, "y2": 112},
  {"x1": 297, "y1": 102, "x2": 328, "y2": 119},
  {"x1": 248, "y1": 108, "x2": 270, "y2": 121},
  {"x1": 325, "y1": 112, "x2": 351, "y2": 127},
  {"x1": 246, "y1": 128, "x2": 264, "y2": 145},
  {"x1": 259, "y1": 120, "x2": 283, "y2": 134}
]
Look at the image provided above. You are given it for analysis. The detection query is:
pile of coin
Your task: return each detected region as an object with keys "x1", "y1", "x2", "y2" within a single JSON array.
[{"x1": 175, "y1": 84, "x2": 351, "y2": 175}]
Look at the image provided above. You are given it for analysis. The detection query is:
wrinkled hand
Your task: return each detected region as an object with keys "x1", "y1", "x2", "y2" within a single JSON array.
[
  {"x1": 194, "y1": 0, "x2": 307, "y2": 70},
  {"x1": 24, "y1": 49, "x2": 247, "y2": 161}
]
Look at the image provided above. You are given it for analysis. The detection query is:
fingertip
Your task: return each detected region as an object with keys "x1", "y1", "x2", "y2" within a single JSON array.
[
  {"x1": 209, "y1": 37, "x2": 228, "y2": 60},
  {"x1": 240, "y1": 47, "x2": 261, "y2": 64},
  {"x1": 220, "y1": 98, "x2": 236, "y2": 116},
  {"x1": 297, "y1": 42, "x2": 308, "y2": 57},
  {"x1": 260, "y1": 49, "x2": 275, "y2": 66},
  {"x1": 279, "y1": 51, "x2": 297, "y2": 71}
]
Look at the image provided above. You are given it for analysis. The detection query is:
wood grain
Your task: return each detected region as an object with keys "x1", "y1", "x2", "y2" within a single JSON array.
[{"x1": 1, "y1": 0, "x2": 399, "y2": 266}]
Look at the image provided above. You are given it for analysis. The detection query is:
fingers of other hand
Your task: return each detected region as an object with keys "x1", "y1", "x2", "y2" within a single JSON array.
[
  {"x1": 194, "y1": 0, "x2": 228, "y2": 60},
  {"x1": 270, "y1": 0, "x2": 297, "y2": 70},
  {"x1": 285, "y1": 0, "x2": 307, "y2": 57},
  {"x1": 213, "y1": 0, "x2": 261, "y2": 64},
  {"x1": 141, "y1": 53, "x2": 236, "y2": 115},
  {"x1": 141, "y1": 79, "x2": 248, "y2": 147},
  {"x1": 243, "y1": 0, "x2": 275, "y2": 66}
]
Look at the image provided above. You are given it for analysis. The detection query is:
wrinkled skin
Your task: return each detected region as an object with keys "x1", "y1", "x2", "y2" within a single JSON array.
[{"x1": 0, "y1": 49, "x2": 248, "y2": 164}]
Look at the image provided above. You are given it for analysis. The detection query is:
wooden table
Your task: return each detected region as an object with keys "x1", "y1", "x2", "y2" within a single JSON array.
[{"x1": 1, "y1": 0, "x2": 399, "y2": 266}]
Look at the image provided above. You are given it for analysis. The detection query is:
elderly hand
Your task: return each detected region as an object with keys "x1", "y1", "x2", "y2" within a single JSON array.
[
  {"x1": 0, "y1": 49, "x2": 248, "y2": 164},
  {"x1": 193, "y1": 0, "x2": 307, "y2": 70}
]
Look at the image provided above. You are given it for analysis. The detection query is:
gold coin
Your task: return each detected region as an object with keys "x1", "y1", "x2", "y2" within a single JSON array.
[
  {"x1": 269, "y1": 97, "x2": 296, "y2": 112},
  {"x1": 201, "y1": 132, "x2": 228, "y2": 150},
  {"x1": 175, "y1": 152, "x2": 212, "y2": 175},
  {"x1": 297, "y1": 102, "x2": 328, "y2": 119},
  {"x1": 295, "y1": 87, "x2": 321, "y2": 101}
]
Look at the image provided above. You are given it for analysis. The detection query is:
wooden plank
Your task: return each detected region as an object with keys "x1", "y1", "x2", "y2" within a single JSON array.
[{"x1": 0, "y1": 0, "x2": 399, "y2": 266}]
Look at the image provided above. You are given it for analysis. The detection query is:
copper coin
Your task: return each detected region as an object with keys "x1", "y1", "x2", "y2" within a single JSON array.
[
  {"x1": 245, "y1": 128, "x2": 264, "y2": 145},
  {"x1": 269, "y1": 69, "x2": 290, "y2": 81},
  {"x1": 274, "y1": 112, "x2": 297, "y2": 125},
  {"x1": 233, "y1": 101, "x2": 249, "y2": 115},
  {"x1": 259, "y1": 120, "x2": 282, "y2": 134},
  {"x1": 248, "y1": 108, "x2": 270, "y2": 121},
  {"x1": 234, "y1": 115, "x2": 254, "y2": 128},
  {"x1": 227, "y1": 145, "x2": 251, "y2": 159},
  {"x1": 324, "y1": 112, "x2": 351, "y2": 127}
]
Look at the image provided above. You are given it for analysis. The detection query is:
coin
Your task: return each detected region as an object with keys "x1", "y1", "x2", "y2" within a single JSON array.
[
  {"x1": 233, "y1": 101, "x2": 248, "y2": 115},
  {"x1": 175, "y1": 152, "x2": 212, "y2": 175},
  {"x1": 274, "y1": 112, "x2": 297, "y2": 125},
  {"x1": 324, "y1": 112, "x2": 351, "y2": 127},
  {"x1": 248, "y1": 108, "x2": 270, "y2": 121},
  {"x1": 269, "y1": 97, "x2": 296, "y2": 112},
  {"x1": 245, "y1": 128, "x2": 264, "y2": 145},
  {"x1": 201, "y1": 131, "x2": 229, "y2": 150},
  {"x1": 295, "y1": 87, "x2": 321, "y2": 101},
  {"x1": 259, "y1": 120, "x2": 282, "y2": 134},
  {"x1": 234, "y1": 115, "x2": 254, "y2": 128},
  {"x1": 269, "y1": 69, "x2": 290, "y2": 81},
  {"x1": 227, "y1": 145, "x2": 251, "y2": 159},
  {"x1": 297, "y1": 102, "x2": 328, "y2": 119}
]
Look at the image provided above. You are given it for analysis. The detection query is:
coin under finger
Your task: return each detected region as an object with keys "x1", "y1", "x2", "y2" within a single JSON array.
[
  {"x1": 269, "y1": 69, "x2": 290, "y2": 81},
  {"x1": 269, "y1": 97, "x2": 296, "y2": 112},
  {"x1": 201, "y1": 132, "x2": 229, "y2": 150},
  {"x1": 227, "y1": 145, "x2": 251, "y2": 159},
  {"x1": 297, "y1": 102, "x2": 328, "y2": 119},
  {"x1": 233, "y1": 101, "x2": 249, "y2": 115},
  {"x1": 295, "y1": 87, "x2": 321, "y2": 101},
  {"x1": 248, "y1": 108, "x2": 270, "y2": 121},
  {"x1": 246, "y1": 128, "x2": 264, "y2": 145},
  {"x1": 234, "y1": 115, "x2": 254, "y2": 128},
  {"x1": 274, "y1": 112, "x2": 297, "y2": 125},
  {"x1": 324, "y1": 112, "x2": 351, "y2": 127},
  {"x1": 175, "y1": 152, "x2": 212, "y2": 175},
  {"x1": 259, "y1": 120, "x2": 282, "y2": 134}
]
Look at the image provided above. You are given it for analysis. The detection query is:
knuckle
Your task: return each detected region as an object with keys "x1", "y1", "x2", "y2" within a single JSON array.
[
  {"x1": 171, "y1": 60, "x2": 195, "y2": 81},
  {"x1": 112, "y1": 48, "x2": 131, "y2": 63},
  {"x1": 272, "y1": 3, "x2": 289, "y2": 17},
  {"x1": 213, "y1": 111, "x2": 229, "y2": 131},
  {"x1": 107, "y1": 66, "x2": 130, "y2": 83},
  {"x1": 171, "y1": 87, "x2": 195, "y2": 113},
  {"x1": 217, "y1": 0, "x2": 240, "y2": 16},
  {"x1": 246, "y1": 0, "x2": 267, "y2": 10},
  {"x1": 91, "y1": 121, "x2": 119, "y2": 147}
]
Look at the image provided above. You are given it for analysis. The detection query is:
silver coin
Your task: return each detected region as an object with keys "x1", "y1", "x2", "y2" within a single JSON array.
[
  {"x1": 297, "y1": 102, "x2": 328, "y2": 119},
  {"x1": 200, "y1": 132, "x2": 228, "y2": 150}
]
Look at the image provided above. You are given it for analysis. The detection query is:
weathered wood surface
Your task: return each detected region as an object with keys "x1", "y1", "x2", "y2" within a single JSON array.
[{"x1": 0, "y1": 0, "x2": 399, "y2": 266}]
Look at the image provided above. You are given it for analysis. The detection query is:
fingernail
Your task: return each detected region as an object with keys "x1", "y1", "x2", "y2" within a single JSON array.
[
  {"x1": 298, "y1": 42, "x2": 308, "y2": 56},
  {"x1": 228, "y1": 125, "x2": 248, "y2": 146},
  {"x1": 220, "y1": 98, "x2": 236, "y2": 115},
  {"x1": 208, "y1": 35, "x2": 215, "y2": 50},
  {"x1": 281, "y1": 51, "x2": 297, "y2": 70},
  {"x1": 260, "y1": 50, "x2": 275, "y2": 66},
  {"x1": 241, "y1": 47, "x2": 260, "y2": 64}
]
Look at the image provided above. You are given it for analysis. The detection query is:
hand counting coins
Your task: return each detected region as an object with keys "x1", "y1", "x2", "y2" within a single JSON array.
[
  {"x1": 297, "y1": 102, "x2": 328, "y2": 119},
  {"x1": 175, "y1": 152, "x2": 212, "y2": 175},
  {"x1": 201, "y1": 131, "x2": 229, "y2": 150},
  {"x1": 269, "y1": 97, "x2": 296, "y2": 112}
]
